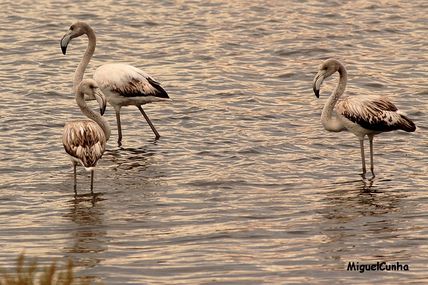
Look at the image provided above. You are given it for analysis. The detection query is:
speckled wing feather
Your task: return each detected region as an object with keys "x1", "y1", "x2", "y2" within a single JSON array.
[
  {"x1": 337, "y1": 96, "x2": 416, "y2": 132},
  {"x1": 94, "y1": 63, "x2": 169, "y2": 98},
  {"x1": 63, "y1": 120, "x2": 107, "y2": 168}
]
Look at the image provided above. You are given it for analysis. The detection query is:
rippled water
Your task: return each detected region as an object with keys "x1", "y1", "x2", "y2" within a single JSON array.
[{"x1": 1, "y1": 0, "x2": 427, "y2": 284}]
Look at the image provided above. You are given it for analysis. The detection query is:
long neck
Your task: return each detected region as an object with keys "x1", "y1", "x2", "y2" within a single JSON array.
[
  {"x1": 76, "y1": 93, "x2": 111, "y2": 141},
  {"x1": 73, "y1": 28, "x2": 96, "y2": 93},
  {"x1": 321, "y1": 65, "x2": 347, "y2": 132}
]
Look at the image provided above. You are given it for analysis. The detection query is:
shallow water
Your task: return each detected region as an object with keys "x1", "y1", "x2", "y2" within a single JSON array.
[{"x1": 1, "y1": 0, "x2": 427, "y2": 284}]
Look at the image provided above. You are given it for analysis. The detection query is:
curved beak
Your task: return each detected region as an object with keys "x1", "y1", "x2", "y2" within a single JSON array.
[
  {"x1": 313, "y1": 71, "x2": 326, "y2": 98},
  {"x1": 60, "y1": 30, "x2": 73, "y2": 55},
  {"x1": 94, "y1": 89, "x2": 107, "y2": 115}
]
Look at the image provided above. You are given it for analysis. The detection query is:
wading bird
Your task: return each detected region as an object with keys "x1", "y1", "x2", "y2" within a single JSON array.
[
  {"x1": 60, "y1": 22, "x2": 169, "y2": 145},
  {"x1": 312, "y1": 58, "x2": 415, "y2": 176},
  {"x1": 63, "y1": 79, "x2": 111, "y2": 193}
]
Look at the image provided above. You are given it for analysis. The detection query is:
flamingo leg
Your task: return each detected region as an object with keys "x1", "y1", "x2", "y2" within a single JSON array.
[
  {"x1": 368, "y1": 135, "x2": 375, "y2": 177},
  {"x1": 359, "y1": 139, "x2": 366, "y2": 176},
  {"x1": 115, "y1": 109, "x2": 123, "y2": 145},
  {"x1": 90, "y1": 170, "x2": 94, "y2": 194},
  {"x1": 137, "y1": 105, "x2": 160, "y2": 139},
  {"x1": 73, "y1": 163, "x2": 77, "y2": 194}
]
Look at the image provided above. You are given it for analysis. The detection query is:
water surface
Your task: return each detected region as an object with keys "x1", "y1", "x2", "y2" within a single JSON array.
[{"x1": 0, "y1": 0, "x2": 427, "y2": 284}]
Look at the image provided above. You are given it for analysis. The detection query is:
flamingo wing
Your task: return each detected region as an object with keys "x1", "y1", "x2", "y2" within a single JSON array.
[
  {"x1": 337, "y1": 96, "x2": 415, "y2": 132},
  {"x1": 94, "y1": 63, "x2": 169, "y2": 99}
]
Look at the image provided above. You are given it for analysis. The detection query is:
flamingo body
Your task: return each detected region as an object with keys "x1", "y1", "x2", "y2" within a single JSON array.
[
  {"x1": 336, "y1": 96, "x2": 415, "y2": 138},
  {"x1": 94, "y1": 63, "x2": 169, "y2": 107},
  {"x1": 63, "y1": 120, "x2": 106, "y2": 169}
]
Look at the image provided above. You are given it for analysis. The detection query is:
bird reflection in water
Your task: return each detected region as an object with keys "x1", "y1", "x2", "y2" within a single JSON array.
[
  {"x1": 104, "y1": 146, "x2": 156, "y2": 172},
  {"x1": 63, "y1": 192, "x2": 107, "y2": 283},
  {"x1": 316, "y1": 178, "x2": 409, "y2": 270}
]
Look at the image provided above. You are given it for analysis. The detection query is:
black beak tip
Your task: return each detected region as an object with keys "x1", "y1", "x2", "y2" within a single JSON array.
[
  {"x1": 61, "y1": 45, "x2": 67, "y2": 55},
  {"x1": 314, "y1": 88, "x2": 320, "y2": 98},
  {"x1": 100, "y1": 106, "x2": 106, "y2": 116}
]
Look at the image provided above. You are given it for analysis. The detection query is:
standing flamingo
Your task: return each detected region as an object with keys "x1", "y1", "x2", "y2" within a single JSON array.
[
  {"x1": 60, "y1": 22, "x2": 169, "y2": 145},
  {"x1": 312, "y1": 58, "x2": 416, "y2": 176},
  {"x1": 63, "y1": 79, "x2": 111, "y2": 193}
]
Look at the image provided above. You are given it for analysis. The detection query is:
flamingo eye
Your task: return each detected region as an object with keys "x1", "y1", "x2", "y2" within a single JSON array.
[{"x1": 70, "y1": 25, "x2": 74, "y2": 31}]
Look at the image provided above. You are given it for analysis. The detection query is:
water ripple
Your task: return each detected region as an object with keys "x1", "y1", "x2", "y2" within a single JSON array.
[{"x1": 0, "y1": 0, "x2": 427, "y2": 284}]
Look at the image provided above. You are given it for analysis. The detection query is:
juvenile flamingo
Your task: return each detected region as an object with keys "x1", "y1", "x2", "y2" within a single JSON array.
[
  {"x1": 313, "y1": 58, "x2": 416, "y2": 176},
  {"x1": 63, "y1": 79, "x2": 111, "y2": 193}
]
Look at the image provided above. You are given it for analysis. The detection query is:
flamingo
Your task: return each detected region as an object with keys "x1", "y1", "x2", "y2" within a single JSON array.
[
  {"x1": 60, "y1": 22, "x2": 169, "y2": 145},
  {"x1": 312, "y1": 58, "x2": 416, "y2": 176},
  {"x1": 63, "y1": 79, "x2": 111, "y2": 193}
]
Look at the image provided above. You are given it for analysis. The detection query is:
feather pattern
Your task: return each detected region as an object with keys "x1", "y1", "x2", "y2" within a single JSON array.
[
  {"x1": 94, "y1": 63, "x2": 169, "y2": 99},
  {"x1": 63, "y1": 120, "x2": 106, "y2": 169},
  {"x1": 337, "y1": 96, "x2": 416, "y2": 132}
]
